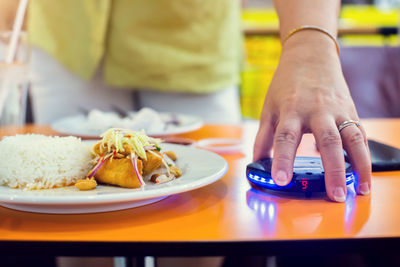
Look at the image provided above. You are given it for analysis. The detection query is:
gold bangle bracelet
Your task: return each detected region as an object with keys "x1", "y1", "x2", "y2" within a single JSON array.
[{"x1": 282, "y1": 25, "x2": 340, "y2": 56}]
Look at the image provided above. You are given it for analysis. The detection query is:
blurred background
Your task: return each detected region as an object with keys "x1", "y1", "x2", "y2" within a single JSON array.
[{"x1": 1, "y1": 0, "x2": 400, "y2": 122}]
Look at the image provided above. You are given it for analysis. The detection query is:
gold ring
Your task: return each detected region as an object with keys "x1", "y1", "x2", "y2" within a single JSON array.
[{"x1": 338, "y1": 120, "x2": 361, "y2": 133}]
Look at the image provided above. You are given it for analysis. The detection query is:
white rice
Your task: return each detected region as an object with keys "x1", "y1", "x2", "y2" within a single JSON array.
[{"x1": 0, "y1": 134, "x2": 92, "y2": 190}]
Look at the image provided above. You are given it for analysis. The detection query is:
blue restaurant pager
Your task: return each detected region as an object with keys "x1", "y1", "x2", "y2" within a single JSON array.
[{"x1": 246, "y1": 157, "x2": 355, "y2": 197}]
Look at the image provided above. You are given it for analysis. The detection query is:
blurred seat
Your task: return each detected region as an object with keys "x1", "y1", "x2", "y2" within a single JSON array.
[{"x1": 341, "y1": 46, "x2": 400, "y2": 118}]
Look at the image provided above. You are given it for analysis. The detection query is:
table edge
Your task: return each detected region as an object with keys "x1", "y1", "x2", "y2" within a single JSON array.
[{"x1": 1, "y1": 237, "x2": 399, "y2": 256}]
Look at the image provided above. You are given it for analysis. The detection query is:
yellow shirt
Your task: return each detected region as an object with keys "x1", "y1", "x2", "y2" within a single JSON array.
[{"x1": 28, "y1": 0, "x2": 241, "y2": 93}]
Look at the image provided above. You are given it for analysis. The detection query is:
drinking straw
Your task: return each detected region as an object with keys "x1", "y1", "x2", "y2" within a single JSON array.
[
  {"x1": 0, "y1": 0, "x2": 29, "y2": 118},
  {"x1": 5, "y1": 0, "x2": 28, "y2": 63}
]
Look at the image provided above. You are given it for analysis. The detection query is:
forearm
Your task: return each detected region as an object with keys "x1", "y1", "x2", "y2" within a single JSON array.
[
  {"x1": 254, "y1": 1, "x2": 370, "y2": 202},
  {"x1": 273, "y1": 0, "x2": 340, "y2": 38},
  {"x1": 273, "y1": 0, "x2": 340, "y2": 55}
]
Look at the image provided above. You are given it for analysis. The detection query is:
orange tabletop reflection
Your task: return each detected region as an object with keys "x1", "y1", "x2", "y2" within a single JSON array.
[{"x1": 0, "y1": 119, "x2": 399, "y2": 254}]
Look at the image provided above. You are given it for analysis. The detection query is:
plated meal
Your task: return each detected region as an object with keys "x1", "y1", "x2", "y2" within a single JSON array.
[
  {"x1": 0, "y1": 128, "x2": 182, "y2": 191},
  {"x1": 86, "y1": 108, "x2": 177, "y2": 134},
  {"x1": 51, "y1": 107, "x2": 203, "y2": 137},
  {"x1": 0, "y1": 129, "x2": 228, "y2": 213}
]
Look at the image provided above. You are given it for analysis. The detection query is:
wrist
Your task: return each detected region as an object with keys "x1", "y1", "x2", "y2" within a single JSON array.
[{"x1": 281, "y1": 30, "x2": 339, "y2": 59}]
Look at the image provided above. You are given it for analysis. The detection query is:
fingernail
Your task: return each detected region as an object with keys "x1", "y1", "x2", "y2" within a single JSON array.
[
  {"x1": 333, "y1": 187, "x2": 346, "y2": 202},
  {"x1": 358, "y1": 182, "x2": 370, "y2": 195},
  {"x1": 274, "y1": 170, "x2": 288, "y2": 186}
]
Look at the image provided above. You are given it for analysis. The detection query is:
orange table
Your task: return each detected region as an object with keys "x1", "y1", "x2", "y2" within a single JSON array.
[{"x1": 0, "y1": 119, "x2": 399, "y2": 256}]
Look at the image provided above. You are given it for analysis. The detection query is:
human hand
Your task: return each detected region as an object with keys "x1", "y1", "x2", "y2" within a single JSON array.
[{"x1": 253, "y1": 31, "x2": 371, "y2": 202}]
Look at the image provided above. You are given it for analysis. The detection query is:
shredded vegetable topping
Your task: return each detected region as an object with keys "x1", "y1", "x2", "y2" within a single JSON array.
[
  {"x1": 130, "y1": 153, "x2": 145, "y2": 187},
  {"x1": 87, "y1": 152, "x2": 113, "y2": 178},
  {"x1": 84, "y1": 128, "x2": 181, "y2": 190},
  {"x1": 99, "y1": 128, "x2": 162, "y2": 160}
]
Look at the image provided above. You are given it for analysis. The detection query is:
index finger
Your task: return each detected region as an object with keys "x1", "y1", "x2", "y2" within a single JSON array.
[
  {"x1": 253, "y1": 115, "x2": 275, "y2": 161},
  {"x1": 311, "y1": 117, "x2": 347, "y2": 202}
]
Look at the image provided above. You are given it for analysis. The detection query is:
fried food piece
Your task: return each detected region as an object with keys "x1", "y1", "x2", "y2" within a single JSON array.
[
  {"x1": 150, "y1": 173, "x2": 161, "y2": 183},
  {"x1": 142, "y1": 151, "x2": 163, "y2": 176},
  {"x1": 92, "y1": 142, "x2": 110, "y2": 156},
  {"x1": 75, "y1": 178, "x2": 97, "y2": 191},
  {"x1": 121, "y1": 144, "x2": 133, "y2": 156},
  {"x1": 95, "y1": 158, "x2": 143, "y2": 188},
  {"x1": 169, "y1": 165, "x2": 182, "y2": 178},
  {"x1": 165, "y1": 151, "x2": 177, "y2": 161},
  {"x1": 150, "y1": 173, "x2": 174, "y2": 183},
  {"x1": 93, "y1": 143, "x2": 101, "y2": 155}
]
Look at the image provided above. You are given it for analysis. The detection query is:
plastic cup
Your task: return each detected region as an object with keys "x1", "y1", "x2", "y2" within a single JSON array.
[{"x1": 0, "y1": 31, "x2": 30, "y2": 126}]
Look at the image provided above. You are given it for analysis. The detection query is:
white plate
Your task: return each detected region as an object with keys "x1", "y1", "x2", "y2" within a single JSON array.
[
  {"x1": 51, "y1": 113, "x2": 203, "y2": 137},
  {"x1": 0, "y1": 144, "x2": 228, "y2": 214}
]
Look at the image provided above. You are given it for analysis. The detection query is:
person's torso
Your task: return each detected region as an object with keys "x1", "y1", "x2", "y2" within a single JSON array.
[{"x1": 28, "y1": 0, "x2": 241, "y2": 93}]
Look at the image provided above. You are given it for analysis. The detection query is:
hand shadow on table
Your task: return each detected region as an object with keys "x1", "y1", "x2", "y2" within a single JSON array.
[{"x1": 0, "y1": 180, "x2": 228, "y2": 234}]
